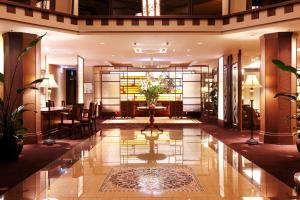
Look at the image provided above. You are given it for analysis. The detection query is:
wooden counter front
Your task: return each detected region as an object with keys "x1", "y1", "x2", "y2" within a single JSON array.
[{"x1": 120, "y1": 101, "x2": 183, "y2": 118}]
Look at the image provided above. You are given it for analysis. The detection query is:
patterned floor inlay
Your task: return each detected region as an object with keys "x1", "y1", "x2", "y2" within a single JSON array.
[{"x1": 99, "y1": 165, "x2": 203, "y2": 193}]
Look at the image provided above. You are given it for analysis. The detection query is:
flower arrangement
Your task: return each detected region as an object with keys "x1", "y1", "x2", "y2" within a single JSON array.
[{"x1": 139, "y1": 73, "x2": 175, "y2": 107}]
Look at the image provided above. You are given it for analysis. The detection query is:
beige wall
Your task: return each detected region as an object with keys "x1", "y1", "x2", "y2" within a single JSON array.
[
  {"x1": 222, "y1": 0, "x2": 229, "y2": 15},
  {"x1": 49, "y1": 65, "x2": 66, "y2": 107},
  {"x1": 55, "y1": 0, "x2": 73, "y2": 14},
  {"x1": 230, "y1": 0, "x2": 247, "y2": 14},
  {"x1": 84, "y1": 66, "x2": 94, "y2": 108}
]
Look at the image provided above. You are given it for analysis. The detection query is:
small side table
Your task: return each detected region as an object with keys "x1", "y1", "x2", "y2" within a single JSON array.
[{"x1": 137, "y1": 106, "x2": 166, "y2": 132}]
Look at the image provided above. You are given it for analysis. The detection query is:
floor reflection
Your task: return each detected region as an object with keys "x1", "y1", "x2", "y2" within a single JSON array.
[{"x1": 2, "y1": 128, "x2": 298, "y2": 199}]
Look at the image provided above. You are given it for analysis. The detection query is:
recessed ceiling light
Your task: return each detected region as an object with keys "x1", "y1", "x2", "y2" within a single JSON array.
[
  {"x1": 159, "y1": 48, "x2": 167, "y2": 53},
  {"x1": 187, "y1": 54, "x2": 191, "y2": 57},
  {"x1": 133, "y1": 47, "x2": 167, "y2": 54},
  {"x1": 197, "y1": 42, "x2": 203, "y2": 45},
  {"x1": 99, "y1": 42, "x2": 105, "y2": 45},
  {"x1": 134, "y1": 48, "x2": 142, "y2": 53},
  {"x1": 112, "y1": 55, "x2": 116, "y2": 57},
  {"x1": 173, "y1": 49, "x2": 176, "y2": 52},
  {"x1": 187, "y1": 49, "x2": 191, "y2": 52}
]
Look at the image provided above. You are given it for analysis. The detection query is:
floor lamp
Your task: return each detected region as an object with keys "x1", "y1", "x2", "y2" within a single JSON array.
[
  {"x1": 243, "y1": 74, "x2": 261, "y2": 145},
  {"x1": 40, "y1": 74, "x2": 58, "y2": 145}
]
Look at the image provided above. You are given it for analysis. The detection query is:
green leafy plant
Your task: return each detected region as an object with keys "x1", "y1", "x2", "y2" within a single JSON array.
[
  {"x1": 209, "y1": 82, "x2": 218, "y2": 114},
  {"x1": 0, "y1": 33, "x2": 46, "y2": 139},
  {"x1": 138, "y1": 73, "x2": 175, "y2": 105},
  {"x1": 272, "y1": 59, "x2": 300, "y2": 129}
]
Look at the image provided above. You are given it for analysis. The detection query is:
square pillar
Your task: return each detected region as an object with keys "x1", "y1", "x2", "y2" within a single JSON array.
[
  {"x1": 259, "y1": 32, "x2": 297, "y2": 144},
  {"x1": 3, "y1": 32, "x2": 41, "y2": 144}
]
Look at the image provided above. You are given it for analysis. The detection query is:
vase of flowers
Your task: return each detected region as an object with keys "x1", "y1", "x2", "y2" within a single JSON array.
[{"x1": 139, "y1": 73, "x2": 175, "y2": 108}]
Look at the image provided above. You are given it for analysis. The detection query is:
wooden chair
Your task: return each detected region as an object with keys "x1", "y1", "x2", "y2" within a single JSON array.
[
  {"x1": 81, "y1": 102, "x2": 95, "y2": 136},
  {"x1": 46, "y1": 100, "x2": 55, "y2": 107},
  {"x1": 61, "y1": 100, "x2": 66, "y2": 107},
  {"x1": 58, "y1": 104, "x2": 83, "y2": 138},
  {"x1": 92, "y1": 102, "x2": 97, "y2": 131}
]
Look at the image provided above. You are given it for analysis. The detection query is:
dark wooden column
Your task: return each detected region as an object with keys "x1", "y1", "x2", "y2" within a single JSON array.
[
  {"x1": 3, "y1": 32, "x2": 41, "y2": 144},
  {"x1": 259, "y1": 32, "x2": 297, "y2": 144},
  {"x1": 224, "y1": 55, "x2": 233, "y2": 127},
  {"x1": 237, "y1": 50, "x2": 243, "y2": 131}
]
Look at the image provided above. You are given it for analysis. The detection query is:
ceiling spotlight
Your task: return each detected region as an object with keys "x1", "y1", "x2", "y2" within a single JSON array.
[
  {"x1": 134, "y1": 48, "x2": 142, "y2": 53},
  {"x1": 159, "y1": 48, "x2": 167, "y2": 53},
  {"x1": 197, "y1": 42, "x2": 203, "y2": 45},
  {"x1": 187, "y1": 49, "x2": 191, "y2": 52},
  {"x1": 187, "y1": 54, "x2": 191, "y2": 57},
  {"x1": 112, "y1": 54, "x2": 116, "y2": 57}
]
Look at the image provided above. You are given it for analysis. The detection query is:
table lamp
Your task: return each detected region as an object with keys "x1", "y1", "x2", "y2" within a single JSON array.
[
  {"x1": 39, "y1": 74, "x2": 58, "y2": 101},
  {"x1": 243, "y1": 74, "x2": 261, "y2": 145},
  {"x1": 39, "y1": 74, "x2": 58, "y2": 145}
]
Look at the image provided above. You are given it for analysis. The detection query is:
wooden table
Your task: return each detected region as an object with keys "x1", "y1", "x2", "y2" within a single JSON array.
[
  {"x1": 41, "y1": 107, "x2": 69, "y2": 137},
  {"x1": 137, "y1": 106, "x2": 166, "y2": 132}
]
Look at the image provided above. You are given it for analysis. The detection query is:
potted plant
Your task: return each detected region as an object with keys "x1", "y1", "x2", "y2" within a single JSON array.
[
  {"x1": 272, "y1": 59, "x2": 300, "y2": 151},
  {"x1": 138, "y1": 73, "x2": 174, "y2": 108},
  {"x1": 209, "y1": 82, "x2": 218, "y2": 115},
  {"x1": 0, "y1": 33, "x2": 46, "y2": 160}
]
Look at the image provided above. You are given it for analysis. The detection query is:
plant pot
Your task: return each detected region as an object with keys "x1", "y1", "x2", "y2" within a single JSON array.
[
  {"x1": 0, "y1": 136, "x2": 24, "y2": 160},
  {"x1": 296, "y1": 138, "x2": 300, "y2": 152}
]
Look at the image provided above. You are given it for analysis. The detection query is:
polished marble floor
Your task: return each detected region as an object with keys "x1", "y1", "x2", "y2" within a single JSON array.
[
  {"x1": 1, "y1": 128, "x2": 298, "y2": 200},
  {"x1": 102, "y1": 117, "x2": 201, "y2": 125}
]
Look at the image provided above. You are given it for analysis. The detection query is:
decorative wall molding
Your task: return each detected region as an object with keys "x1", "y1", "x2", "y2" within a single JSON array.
[{"x1": 0, "y1": 0, "x2": 300, "y2": 33}]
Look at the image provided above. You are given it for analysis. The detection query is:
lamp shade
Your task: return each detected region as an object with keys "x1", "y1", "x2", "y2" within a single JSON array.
[
  {"x1": 243, "y1": 74, "x2": 261, "y2": 88},
  {"x1": 39, "y1": 74, "x2": 58, "y2": 88}
]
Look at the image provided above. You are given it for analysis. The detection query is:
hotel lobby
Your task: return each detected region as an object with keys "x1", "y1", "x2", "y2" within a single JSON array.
[{"x1": 1, "y1": 0, "x2": 300, "y2": 199}]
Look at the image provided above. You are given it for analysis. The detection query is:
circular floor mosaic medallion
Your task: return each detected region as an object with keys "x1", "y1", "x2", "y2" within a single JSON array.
[{"x1": 109, "y1": 167, "x2": 194, "y2": 191}]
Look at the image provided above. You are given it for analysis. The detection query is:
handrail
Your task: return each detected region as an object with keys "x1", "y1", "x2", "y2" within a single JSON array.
[
  {"x1": 0, "y1": 0, "x2": 300, "y2": 21},
  {"x1": 223, "y1": 0, "x2": 300, "y2": 18},
  {"x1": 0, "y1": 0, "x2": 76, "y2": 18},
  {"x1": 79, "y1": 15, "x2": 223, "y2": 20}
]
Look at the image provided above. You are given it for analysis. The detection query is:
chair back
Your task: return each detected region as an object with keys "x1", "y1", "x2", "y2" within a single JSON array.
[
  {"x1": 61, "y1": 100, "x2": 66, "y2": 107},
  {"x1": 93, "y1": 102, "x2": 98, "y2": 117},
  {"x1": 88, "y1": 102, "x2": 95, "y2": 120},
  {"x1": 72, "y1": 104, "x2": 83, "y2": 121},
  {"x1": 46, "y1": 100, "x2": 55, "y2": 107}
]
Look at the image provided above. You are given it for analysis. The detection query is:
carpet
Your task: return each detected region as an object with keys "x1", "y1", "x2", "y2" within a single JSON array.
[{"x1": 99, "y1": 165, "x2": 203, "y2": 193}]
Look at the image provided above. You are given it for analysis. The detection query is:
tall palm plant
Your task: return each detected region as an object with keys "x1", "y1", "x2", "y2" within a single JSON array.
[
  {"x1": 272, "y1": 59, "x2": 300, "y2": 151},
  {"x1": 0, "y1": 33, "x2": 46, "y2": 159}
]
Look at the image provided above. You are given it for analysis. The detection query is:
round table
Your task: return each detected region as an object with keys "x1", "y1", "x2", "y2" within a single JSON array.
[{"x1": 137, "y1": 106, "x2": 166, "y2": 132}]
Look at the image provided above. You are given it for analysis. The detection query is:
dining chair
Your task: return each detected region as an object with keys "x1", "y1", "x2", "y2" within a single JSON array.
[
  {"x1": 92, "y1": 102, "x2": 97, "y2": 131},
  {"x1": 81, "y1": 102, "x2": 95, "y2": 136},
  {"x1": 58, "y1": 104, "x2": 83, "y2": 138}
]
